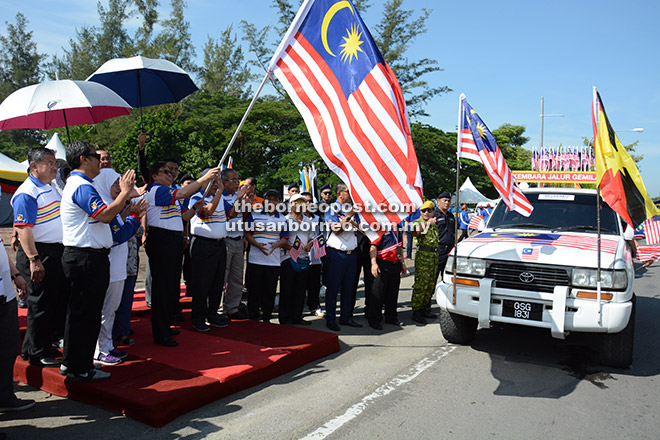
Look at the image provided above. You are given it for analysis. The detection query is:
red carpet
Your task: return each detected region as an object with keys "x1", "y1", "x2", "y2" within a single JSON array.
[{"x1": 14, "y1": 288, "x2": 340, "y2": 427}]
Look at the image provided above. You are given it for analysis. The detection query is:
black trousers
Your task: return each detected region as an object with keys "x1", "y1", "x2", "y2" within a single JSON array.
[
  {"x1": 354, "y1": 253, "x2": 373, "y2": 315},
  {"x1": 61, "y1": 246, "x2": 110, "y2": 374},
  {"x1": 279, "y1": 259, "x2": 309, "y2": 324},
  {"x1": 367, "y1": 259, "x2": 402, "y2": 324},
  {"x1": 17, "y1": 242, "x2": 69, "y2": 360},
  {"x1": 246, "y1": 263, "x2": 279, "y2": 321},
  {"x1": 306, "y1": 264, "x2": 322, "y2": 311},
  {"x1": 146, "y1": 227, "x2": 183, "y2": 343},
  {"x1": 0, "y1": 298, "x2": 19, "y2": 405},
  {"x1": 189, "y1": 236, "x2": 226, "y2": 325}
]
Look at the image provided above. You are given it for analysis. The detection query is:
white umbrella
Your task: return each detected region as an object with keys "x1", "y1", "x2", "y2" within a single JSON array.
[{"x1": 0, "y1": 79, "x2": 131, "y2": 143}]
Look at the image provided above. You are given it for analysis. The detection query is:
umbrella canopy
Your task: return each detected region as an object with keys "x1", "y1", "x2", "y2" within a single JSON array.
[
  {"x1": 0, "y1": 80, "x2": 131, "y2": 135},
  {"x1": 86, "y1": 56, "x2": 198, "y2": 108}
]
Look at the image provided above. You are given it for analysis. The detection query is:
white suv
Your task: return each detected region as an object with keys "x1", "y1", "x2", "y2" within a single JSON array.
[{"x1": 436, "y1": 188, "x2": 635, "y2": 368}]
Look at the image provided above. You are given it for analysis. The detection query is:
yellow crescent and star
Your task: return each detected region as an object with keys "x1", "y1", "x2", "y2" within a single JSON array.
[{"x1": 321, "y1": 1, "x2": 364, "y2": 63}]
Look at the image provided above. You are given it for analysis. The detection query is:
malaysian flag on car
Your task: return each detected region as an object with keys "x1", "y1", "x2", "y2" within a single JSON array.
[
  {"x1": 635, "y1": 244, "x2": 660, "y2": 262},
  {"x1": 268, "y1": 0, "x2": 423, "y2": 240},
  {"x1": 521, "y1": 247, "x2": 539, "y2": 261},
  {"x1": 468, "y1": 215, "x2": 484, "y2": 230},
  {"x1": 641, "y1": 215, "x2": 660, "y2": 245},
  {"x1": 458, "y1": 95, "x2": 533, "y2": 217}
]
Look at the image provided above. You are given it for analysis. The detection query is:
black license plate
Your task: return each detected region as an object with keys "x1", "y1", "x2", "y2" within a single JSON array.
[{"x1": 502, "y1": 300, "x2": 543, "y2": 321}]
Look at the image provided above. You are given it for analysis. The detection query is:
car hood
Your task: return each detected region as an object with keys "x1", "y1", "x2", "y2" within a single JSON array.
[{"x1": 457, "y1": 231, "x2": 629, "y2": 269}]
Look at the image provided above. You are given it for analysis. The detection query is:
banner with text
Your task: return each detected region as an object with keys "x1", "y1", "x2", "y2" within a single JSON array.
[{"x1": 513, "y1": 171, "x2": 597, "y2": 183}]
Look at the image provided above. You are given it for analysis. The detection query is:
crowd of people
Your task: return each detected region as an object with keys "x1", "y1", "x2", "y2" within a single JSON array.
[{"x1": 0, "y1": 139, "x2": 459, "y2": 413}]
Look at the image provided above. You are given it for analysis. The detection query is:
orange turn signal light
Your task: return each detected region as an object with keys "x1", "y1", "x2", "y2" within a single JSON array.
[
  {"x1": 452, "y1": 277, "x2": 480, "y2": 287},
  {"x1": 576, "y1": 291, "x2": 613, "y2": 301}
]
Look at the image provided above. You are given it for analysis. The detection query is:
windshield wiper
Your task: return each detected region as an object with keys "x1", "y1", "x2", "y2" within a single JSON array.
[
  {"x1": 493, "y1": 223, "x2": 551, "y2": 230},
  {"x1": 553, "y1": 225, "x2": 613, "y2": 233}
]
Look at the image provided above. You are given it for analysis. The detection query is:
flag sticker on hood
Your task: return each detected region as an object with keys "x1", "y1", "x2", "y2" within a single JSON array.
[{"x1": 521, "y1": 247, "x2": 539, "y2": 261}]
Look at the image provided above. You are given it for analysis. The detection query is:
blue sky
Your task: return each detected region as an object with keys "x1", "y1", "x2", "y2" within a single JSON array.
[{"x1": 2, "y1": 0, "x2": 659, "y2": 196}]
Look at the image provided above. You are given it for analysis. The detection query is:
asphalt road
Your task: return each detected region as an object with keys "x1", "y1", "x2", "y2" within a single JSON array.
[{"x1": 2, "y1": 263, "x2": 659, "y2": 440}]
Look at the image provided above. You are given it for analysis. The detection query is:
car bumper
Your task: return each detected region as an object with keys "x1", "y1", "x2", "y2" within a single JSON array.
[{"x1": 436, "y1": 279, "x2": 633, "y2": 338}]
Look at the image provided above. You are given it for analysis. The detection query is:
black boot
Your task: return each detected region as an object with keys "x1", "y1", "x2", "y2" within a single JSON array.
[{"x1": 412, "y1": 310, "x2": 428, "y2": 325}]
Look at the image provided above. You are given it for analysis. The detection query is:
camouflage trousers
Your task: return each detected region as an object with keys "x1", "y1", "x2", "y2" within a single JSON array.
[{"x1": 411, "y1": 250, "x2": 438, "y2": 311}]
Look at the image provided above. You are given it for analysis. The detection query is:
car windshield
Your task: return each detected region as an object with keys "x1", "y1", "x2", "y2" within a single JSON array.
[{"x1": 487, "y1": 192, "x2": 621, "y2": 234}]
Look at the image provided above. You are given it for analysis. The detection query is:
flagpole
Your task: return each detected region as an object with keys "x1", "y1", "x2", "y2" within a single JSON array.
[
  {"x1": 453, "y1": 95, "x2": 464, "y2": 305},
  {"x1": 597, "y1": 188, "x2": 602, "y2": 324},
  {"x1": 197, "y1": 72, "x2": 270, "y2": 211}
]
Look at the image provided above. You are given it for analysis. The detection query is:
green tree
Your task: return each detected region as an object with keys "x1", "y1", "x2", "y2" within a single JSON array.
[
  {"x1": 201, "y1": 26, "x2": 253, "y2": 99},
  {"x1": 132, "y1": 0, "x2": 160, "y2": 57},
  {"x1": 153, "y1": 0, "x2": 197, "y2": 74},
  {"x1": 582, "y1": 137, "x2": 642, "y2": 164},
  {"x1": 0, "y1": 13, "x2": 46, "y2": 160}
]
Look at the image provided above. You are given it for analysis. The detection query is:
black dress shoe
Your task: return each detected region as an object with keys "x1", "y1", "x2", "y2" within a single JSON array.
[
  {"x1": 29, "y1": 357, "x2": 61, "y2": 368},
  {"x1": 369, "y1": 322, "x2": 383, "y2": 330},
  {"x1": 384, "y1": 319, "x2": 404, "y2": 326},
  {"x1": 294, "y1": 319, "x2": 313, "y2": 325},
  {"x1": 412, "y1": 310, "x2": 428, "y2": 325},
  {"x1": 326, "y1": 322, "x2": 341, "y2": 331},
  {"x1": 423, "y1": 309, "x2": 438, "y2": 319},
  {"x1": 339, "y1": 319, "x2": 363, "y2": 328},
  {"x1": 169, "y1": 328, "x2": 180, "y2": 336},
  {"x1": 156, "y1": 338, "x2": 179, "y2": 347}
]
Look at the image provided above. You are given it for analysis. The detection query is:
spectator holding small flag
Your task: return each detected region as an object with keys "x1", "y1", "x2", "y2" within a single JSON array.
[
  {"x1": 458, "y1": 203, "x2": 469, "y2": 242},
  {"x1": 302, "y1": 192, "x2": 325, "y2": 317},
  {"x1": 280, "y1": 194, "x2": 314, "y2": 325}
]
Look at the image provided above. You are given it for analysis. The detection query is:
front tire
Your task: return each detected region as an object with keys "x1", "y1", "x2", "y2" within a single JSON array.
[
  {"x1": 598, "y1": 294, "x2": 635, "y2": 369},
  {"x1": 439, "y1": 308, "x2": 477, "y2": 344}
]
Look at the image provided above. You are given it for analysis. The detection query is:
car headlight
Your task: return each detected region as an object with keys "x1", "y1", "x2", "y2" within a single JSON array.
[
  {"x1": 447, "y1": 256, "x2": 486, "y2": 277},
  {"x1": 571, "y1": 268, "x2": 627, "y2": 290}
]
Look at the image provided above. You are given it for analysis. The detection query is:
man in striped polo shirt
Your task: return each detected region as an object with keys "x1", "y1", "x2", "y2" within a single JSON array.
[{"x1": 11, "y1": 147, "x2": 68, "y2": 368}]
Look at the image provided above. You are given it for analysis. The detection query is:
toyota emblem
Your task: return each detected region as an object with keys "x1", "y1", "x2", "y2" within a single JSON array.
[{"x1": 519, "y1": 271, "x2": 535, "y2": 283}]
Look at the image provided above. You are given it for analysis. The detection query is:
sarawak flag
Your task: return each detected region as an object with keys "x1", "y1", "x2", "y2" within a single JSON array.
[
  {"x1": 592, "y1": 88, "x2": 659, "y2": 228},
  {"x1": 268, "y1": 0, "x2": 423, "y2": 239},
  {"x1": 458, "y1": 94, "x2": 533, "y2": 216}
]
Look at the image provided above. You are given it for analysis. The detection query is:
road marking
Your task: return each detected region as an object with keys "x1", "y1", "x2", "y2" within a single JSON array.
[{"x1": 300, "y1": 345, "x2": 457, "y2": 440}]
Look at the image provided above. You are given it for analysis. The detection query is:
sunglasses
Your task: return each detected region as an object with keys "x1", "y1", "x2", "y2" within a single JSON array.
[
  {"x1": 421, "y1": 208, "x2": 433, "y2": 213},
  {"x1": 86, "y1": 152, "x2": 101, "y2": 161},
  {"x1": 159, "y1": 169, "x2": 174, "y2": 176},
  {"x1": 321, "y1": 191, "x2": 331, "y2": 195}
]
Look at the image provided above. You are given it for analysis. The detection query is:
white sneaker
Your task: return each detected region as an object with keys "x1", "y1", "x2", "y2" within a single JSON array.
[{"x1": 314, "y1": 308, "x2": 325, "y2": 317}]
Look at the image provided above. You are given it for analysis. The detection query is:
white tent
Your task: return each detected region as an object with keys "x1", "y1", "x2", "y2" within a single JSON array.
[
  {"x1": 452, "y1": 177, "x2": 497, "y2": 205},
  {"x1": 21, "y1": 133, "x2": 67, "y2": 167},
  {"x1": 0, "y1": 151, "x2": 29, "y2": 225}
]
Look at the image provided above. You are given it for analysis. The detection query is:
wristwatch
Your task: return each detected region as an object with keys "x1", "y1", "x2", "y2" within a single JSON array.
[{"x1": 28, "y1": 255, "x2": 41, "y2": 262}]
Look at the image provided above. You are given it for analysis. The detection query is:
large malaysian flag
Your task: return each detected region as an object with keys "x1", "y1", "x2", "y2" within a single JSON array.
[{"x1": 267, "y1": 0, "x2": 423, "y2": 239}]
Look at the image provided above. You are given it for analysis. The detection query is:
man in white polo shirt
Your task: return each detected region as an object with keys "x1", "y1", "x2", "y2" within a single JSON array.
[
  {"x1": 188, "y1": 174, "x2": 229, "y2": 332},
  {"x1": 221, "y1": 169, "x2": 250, "y2": 320},
  {"x1": 59, "y1": 141, "x2": 136, "y2": 383},
  {"x1": 323, "y1": 183, "x2": 363, "y2": 331},
  {"x1": 11, "y1": 147, "x2": 68, "y2": 368}
]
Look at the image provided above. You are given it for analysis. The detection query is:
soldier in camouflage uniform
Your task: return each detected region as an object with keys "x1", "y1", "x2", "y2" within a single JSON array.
[{"x1": 411, "y1": 201, "x2": 439, "y2": 325}]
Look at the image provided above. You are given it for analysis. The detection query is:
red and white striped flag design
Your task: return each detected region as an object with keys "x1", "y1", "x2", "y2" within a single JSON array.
[
  {"x1": 458, "y1": 128, "x2": 480, "y2": 162},
  {"x1": 642, "y1": 216, "x2": 660, "y2": 245},
  {"x1": 458, "y1": 95, "x2": 533, "y2": 217},
  {"x1": 268, "y1": 0, "x2": 423, "y2": 240},
  {"x1": 468, "y1": 215, "x2": 484, "y2": 230},
  {"x1": 635, "y1": 244, "x2": 660, "y2": 262}
]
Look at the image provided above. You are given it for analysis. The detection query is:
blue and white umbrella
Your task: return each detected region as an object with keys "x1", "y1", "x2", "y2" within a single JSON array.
[{"x1": 86, "y1": 55, "x2": 198, "y2": 129}]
